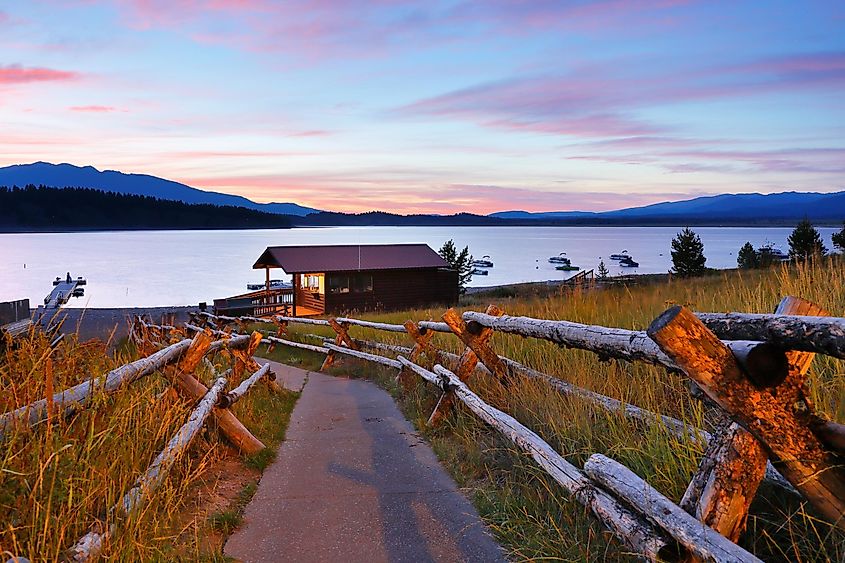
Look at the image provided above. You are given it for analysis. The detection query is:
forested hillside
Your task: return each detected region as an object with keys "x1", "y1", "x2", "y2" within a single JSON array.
[{"x1": 0, "y1": 186, "x2": 292, "y2": 231}]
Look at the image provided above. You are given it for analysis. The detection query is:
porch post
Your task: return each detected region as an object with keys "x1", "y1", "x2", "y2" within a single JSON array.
[{"x1": 292, "y1": 273, "x2": 299, "y2": 317}]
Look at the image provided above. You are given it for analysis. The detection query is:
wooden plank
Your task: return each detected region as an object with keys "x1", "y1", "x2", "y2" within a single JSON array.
[
  {"x1": 648, "y1": 305, "x2": 845, "y2": 529},
  {"x1": 584, "y1": 454, "x2": 762, "y2": 563}
]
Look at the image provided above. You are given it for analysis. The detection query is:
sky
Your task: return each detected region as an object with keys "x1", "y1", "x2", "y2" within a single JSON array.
[{"x1": 0, "y1": 1, "x2": 843, "y2": 214}]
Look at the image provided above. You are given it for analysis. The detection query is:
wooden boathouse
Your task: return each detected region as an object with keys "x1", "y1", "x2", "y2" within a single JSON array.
[{"x1": 214, "y1": 244, "x2": 458, "y2": 317}]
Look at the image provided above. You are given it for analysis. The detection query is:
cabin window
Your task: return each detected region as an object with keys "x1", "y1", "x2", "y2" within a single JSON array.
[
  {"x1": 328, "y1": 274, "x2": 373, "y2": 294},
  {"x1": 304, "y1": 275, "x2": 321, "y2": 290},
  {"x1": 353, "y1": 274, "x2": 373, "y2": 293},
  {"x1": 328, "y1": 275, "x2": 350, "y2": 294}
]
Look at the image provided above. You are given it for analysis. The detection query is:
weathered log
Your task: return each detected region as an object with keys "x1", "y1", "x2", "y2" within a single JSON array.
[
  {"x1": 584, "y1": 454, "x2": 762, "y2": 563},
  {"x1": 443, "y1": 306, "x2": 508, "y2": 381},
  {"x1": 648, "y1": 305, "x2": 845, "y2": 529},
  {"x1": 265, "y1": 334, "x2": 329, "y2": 354},
  {"x1": 0, "y1": 339, "x2": 192, "y2": 441},
  {"x1": 231, "y1": 331, "x2": 263, "y2": 382},
  {"x1": 323, "y1": 343, "x2": 403, "y2": 370},
  {"x1": 399, "y1": 359, "x2": 680, "y2": 561},
  {"x1": 335, "y1": 317, "x2": 407, "y2": 333},
  {"x1": 416, "y1": 320, "x2": 452, "y2": 333},
  {"x1": 168, "y1": 331, "x2": 265, "y2": 455},
  {"x1": 221, "y1": 363, "x2": 271, "y2": 408},
  {"x1": 321, "y1": 318, "x2": 357, "y2": 371},
  {"x1": 679, "y1": 421, "x2": 767, "y2": 547},
  {"x1": 404, "y1": 320, "x2": 439, "y2": 364},
  {"x1": 680, "y1": 296, "x2": 825, "y2": 544},
  {"x1": 275, "y1": 315, "x2": 330, "y2": 326},
  {"x1": 698, "y1": 304, "x2": 845, "y2": 359},
  {"x1": 122, "y1": 376, "x2": 228, "y2": 514}
]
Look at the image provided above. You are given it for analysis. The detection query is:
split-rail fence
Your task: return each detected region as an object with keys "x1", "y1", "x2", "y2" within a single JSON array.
[{"x1": 184, "y1": 296, "x2": 845, "y2": 562}]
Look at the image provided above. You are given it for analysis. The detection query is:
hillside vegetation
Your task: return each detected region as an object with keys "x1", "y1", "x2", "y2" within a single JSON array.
[
  {"x1": 268, "y1": 260, "x2": 845, "y2": 561},
  {"x1": 0, "y1": 185, "x2": 292, "y2": 231}
]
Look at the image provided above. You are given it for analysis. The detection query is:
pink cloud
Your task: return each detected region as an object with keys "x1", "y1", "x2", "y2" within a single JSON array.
[
  {"x1": 400, "y1": 51, "x2": 845, "y2": 138},
  {"x1": 0, "y1": 64, "x2": 78, "y2": 84},
  {"x1": 69, "y1": 105, "x2": 117, "y2": 112}
]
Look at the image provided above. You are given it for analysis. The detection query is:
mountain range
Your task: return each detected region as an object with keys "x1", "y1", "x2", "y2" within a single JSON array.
[
  {"x1": 0, "y1": 162, "x2": 318, "y2": 216},
  {"x1": 2, "y1": 161, "x2": 843, "y2": 226}
]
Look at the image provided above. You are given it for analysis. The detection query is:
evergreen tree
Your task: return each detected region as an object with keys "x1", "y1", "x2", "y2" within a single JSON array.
[
  {"x1": 757, "y1": 244, "x2": 778, "y2": 268},
  {"x1": 670, "y1": 227, "x2": 707, "y2": 277},
  {"x1": 788, "y1": 218, "x2": 826, "y2": 260},
  {"x1": 737, "y1": 242, "x2": 759, "y2": 269},
  {"x1": 832, "y1": 221, "x2": 845, "y2": 253},
  {"x1": 597, "y1": 260, "x2": 609, "y2": 279},
  {"x1": 439, "y1": 239, "x2": 473, "y2": 293}
]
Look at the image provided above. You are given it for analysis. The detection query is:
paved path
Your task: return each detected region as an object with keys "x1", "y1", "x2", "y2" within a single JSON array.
[{"x1": 225, "y1": 363, "x2": 505, "y2": 563}]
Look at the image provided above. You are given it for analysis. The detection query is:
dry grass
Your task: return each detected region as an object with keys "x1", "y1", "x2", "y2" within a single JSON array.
[
  {"x1": 0, "y1": 328, "x2": 298, "y2": 561},
  {"x1": 276, "y1": 259, "x2": 845, "y2": 561}
]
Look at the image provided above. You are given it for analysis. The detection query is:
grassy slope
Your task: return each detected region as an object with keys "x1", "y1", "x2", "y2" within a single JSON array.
[
  {"x1": 0, "y1": 332, "x2": 299, "y2": 561},
  {"x1": 266, "y1": 260, "x2": 845, "y2": 561}
]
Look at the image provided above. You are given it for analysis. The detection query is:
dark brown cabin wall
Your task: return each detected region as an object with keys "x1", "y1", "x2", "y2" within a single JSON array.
[{"x1": 325, "y1": 268, "x2": 457, "y2": 314}]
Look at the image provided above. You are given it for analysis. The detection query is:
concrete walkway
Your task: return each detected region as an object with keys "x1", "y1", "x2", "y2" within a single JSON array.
[{"x1": 225, "y1": 362, "x2": 505, "y2": 563}]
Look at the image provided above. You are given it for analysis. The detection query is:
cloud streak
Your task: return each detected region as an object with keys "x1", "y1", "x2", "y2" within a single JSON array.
[{"x1": 0, "y1": 64, "x2": 78, "y2": 85}]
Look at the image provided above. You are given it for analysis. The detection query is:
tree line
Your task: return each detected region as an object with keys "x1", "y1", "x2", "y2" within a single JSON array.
[
  {"x1": 670, "y1": 218, "x2": 839, "y2": 277},
  {"x1": 0, "y1": 185, "x2": 292, "y2": 231}
]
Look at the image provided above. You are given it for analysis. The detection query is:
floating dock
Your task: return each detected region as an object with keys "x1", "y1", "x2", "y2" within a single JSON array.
[{"x1": 42, "y1": 274, "x2": 87, "y2": 309}]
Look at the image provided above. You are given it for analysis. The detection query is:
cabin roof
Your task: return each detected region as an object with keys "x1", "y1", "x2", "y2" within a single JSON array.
[{"x1": 253, "y1": 243, "x2": 449, "y2": 273}]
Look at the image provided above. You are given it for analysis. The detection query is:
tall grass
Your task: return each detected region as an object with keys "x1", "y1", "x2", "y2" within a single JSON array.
[
  {"x1": 281, "y1": 260, "x2": 845, "y2": 561},
  {"x1": 0, "y1": 328, "x2": 297, "y2": 561}
]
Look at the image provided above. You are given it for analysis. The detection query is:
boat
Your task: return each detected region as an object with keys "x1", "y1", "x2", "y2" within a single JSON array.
[
  {"x1": 555, "y1": 264, "x2": 580, "y2": 271},
  {"x1": 619, "y1": 257, "x2": 639, "y2": 267},
  {"x1": 471, "y1": 268, "x2": 489, "y2": 275},
  {"x1": 758, "y1": 245, "x2": 789, "y2": 261},
  {"x1": 609, "y1": 251, "x2": 630, "y2": 260},
  {"x1": 548, "y1": 253, "x2": 571, "y2": 264},
  {"x1": 471, "y1": 255, "x2": 494, "y2": 268},
  {"x1": 247, "y1": 279, "x2": 292, "y2": 291}
]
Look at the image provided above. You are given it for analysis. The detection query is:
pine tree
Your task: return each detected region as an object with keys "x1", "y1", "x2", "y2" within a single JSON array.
[
  {"x1": 597, "y1": 260, "x2": 609, "y2": 279},
  {"x1": 832, "y1": 222, "x2": 845, "y2": 253},
  {"x1": 439, "y1": 239, "x2": 473, "y2": 293},
  {"x1": 670, "y1": 227, "x2": 707, "y2": 277},
  {"x1": 737, "y1": 242, "x2": 759, "y2": 269},
  {"x1": 788, "y1": 218, "x2": 826, "y2": 260}
]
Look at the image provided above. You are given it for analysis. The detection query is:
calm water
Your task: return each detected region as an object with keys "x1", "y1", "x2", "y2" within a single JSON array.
[{"x1": 0, "y1": 226, "x2": 835, "y2": 308}]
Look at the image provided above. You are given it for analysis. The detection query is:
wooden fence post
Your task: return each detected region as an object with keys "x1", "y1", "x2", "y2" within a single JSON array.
[
  {"x1": 267, "y1": 319, "x2": 288, "y2": 352},
  {"x1": 648, "y1": 305, "x2": 845, "y2": 529},
  {"x1": 427, "y1": 305, "x2": 505, "y2": 427},
  {"x1": 320, "y1": 318, "x2": 357, "y2": 371},
  {"x1": 230, "y1": 331, "x2": 263, "y2": 383},
  {"x1": 404, "y1": 320, "x2": 440, "y2": 365},
  {"x1": 168, "y1": 330, "x2": 266, "y2": 455},
  {"x1": 679, "y1": 295, "x2": 830, "y2": 544}
]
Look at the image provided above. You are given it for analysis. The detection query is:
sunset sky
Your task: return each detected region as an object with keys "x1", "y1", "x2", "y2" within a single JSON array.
[{"x1": 1, "y1": 1, "x2": 843, "y2": 214}]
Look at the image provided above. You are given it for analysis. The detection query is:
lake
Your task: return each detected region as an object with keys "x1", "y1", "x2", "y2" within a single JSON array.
[{"x1": 0, "y1": 226, "x2": 835, "y2": 308}]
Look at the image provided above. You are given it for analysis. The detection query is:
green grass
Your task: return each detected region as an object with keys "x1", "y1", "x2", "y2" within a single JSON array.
[{"x1": 262, "y1": 259, "x2": 845, "y2": 561}]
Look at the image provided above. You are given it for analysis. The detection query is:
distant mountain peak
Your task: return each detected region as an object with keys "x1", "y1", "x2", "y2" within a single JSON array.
[{"x1": 0, "y1": 161, "x2": 319, "y2": 217}]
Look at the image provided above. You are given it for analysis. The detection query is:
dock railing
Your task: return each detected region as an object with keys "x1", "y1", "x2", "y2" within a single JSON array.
[{"x1": 189, "y1": 295, "x2": 845, "y2": 561}]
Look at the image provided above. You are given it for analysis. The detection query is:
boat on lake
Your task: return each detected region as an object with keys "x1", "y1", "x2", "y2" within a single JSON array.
[
  {"x1": 548, "y1": 253, "x2": 571, "y2": 264},
  {"x1": 247, "y1": 279, "x2": 292, "y2": 291},
  {"x1": 757, "y1": 245, "x2": 789, "y2": 261},
  {"x1": 471, "y1": 255, "x2": 494, "y2": 268},
  {"x1": 555, "y1": 264, "x2": 580, "y2": 271},
  {"x1": 619, "y1": 256, "x2": 639, "y2": 267},
  {"x1": 609, "y1": 251, "x2": 630, "y2": 260},
  {"x1": 471, "y1": 268, "x2": 489, "y2": 275}
]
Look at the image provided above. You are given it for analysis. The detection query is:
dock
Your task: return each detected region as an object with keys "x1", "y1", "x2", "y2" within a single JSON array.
[{"x1": 42, "y1": 274, "x2": 86, "y2": 309}]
